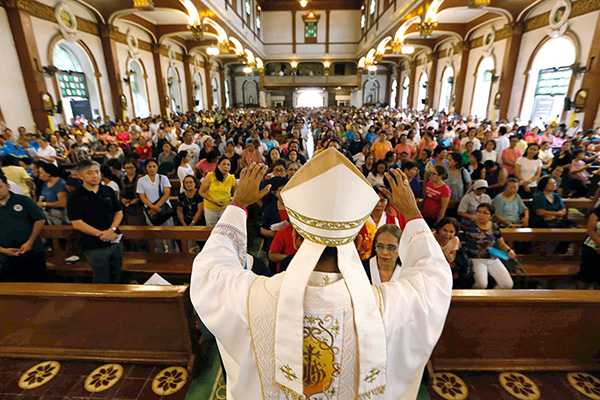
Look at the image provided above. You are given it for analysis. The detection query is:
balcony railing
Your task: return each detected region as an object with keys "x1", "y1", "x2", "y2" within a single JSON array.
[{"x1": 263, "y1": 74, "x2": 359, "y2": 87}]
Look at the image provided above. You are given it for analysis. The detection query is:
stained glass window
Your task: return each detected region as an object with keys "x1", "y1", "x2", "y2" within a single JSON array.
[
  {"x1": 305, "y1": 21, "x2": 317, "y2": 38},
  {"x1": 370, "y1": 0, "x2": 376, "y2": 15},
  {"x1": 535, "y1": 66, "x2": 572, "y2": 96},
  {"x1": 361, "y1": 14, "x2": 366, "y2": 28},
  {"x1": 58, "y1": 71, "x2": 88, "y2": 98}
]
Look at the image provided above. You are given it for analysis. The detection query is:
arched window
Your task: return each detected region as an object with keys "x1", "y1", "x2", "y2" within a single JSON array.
[
  {"x1": 390, "y1": 79, "x2": 397, "y2": 109},
  {"x1": 167, "y1": 67, "x2": 181, "y2": 114},
  {"x1": 471, "y1": 56, "x2": 494, "y2": 119},
  {"x1": 438, "y1": 67, "x2": 454, "y2": 113},
  {"x1": 54, "y1": 45, "x2": 83, "y2": 72},
  {"x1": 129, "y1": 60, "x2": 149, "y2": 118},
  {"x1": 212, "y1": 76, "x2": 220, "y2": 108},
  {"x1": 225, "y1": 80, "x2": 232, "y2": 108},
  {"x1": 401, "y1": 76, "x2": 410, "y2": 109},
  {"x1": 417, "y1": 72, "x2": 428, "y2": 111},
  {"x1": 520, "y1": 37, "x2": 576, "y2": 123},
  {"x1": 53, "y1": 42, "x2": 99, "y2": 123},
  {"x1": 193, "y1": 73, "x2": 203, "y2": 111}
]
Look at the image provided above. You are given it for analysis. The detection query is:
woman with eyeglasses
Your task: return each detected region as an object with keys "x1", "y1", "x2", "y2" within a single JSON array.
[
  {"x1": 362, "y1": 224, "x2": 402, "y2": 284},
  {"x1": 461, "y1": 203, "x2": 515, "y2": 289}
]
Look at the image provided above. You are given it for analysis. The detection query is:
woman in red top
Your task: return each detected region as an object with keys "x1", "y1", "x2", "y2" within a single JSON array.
[
  {"x1": 421, "y1": 165, "x2": 451, "y2": 227},
  {"x1": 115, "y1": 126, "x2": 131, "y2": 149},
  {"x1": 135, "y1": 136, "x2": 152, "y2": 163}
]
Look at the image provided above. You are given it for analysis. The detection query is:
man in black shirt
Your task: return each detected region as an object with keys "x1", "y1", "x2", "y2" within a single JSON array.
[
  {"x1": 67, "y1": 159, "x2": 123, "y2": 283},
  {"x1": 0, "y1": 173, "x2": 47, "y2": 282}
]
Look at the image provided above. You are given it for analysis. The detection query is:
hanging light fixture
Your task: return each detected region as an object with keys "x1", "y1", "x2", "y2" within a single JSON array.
[
  {"x1": 133, "y1": 0, "x2": 154, "y2": 10},
  {"x1": 206, "y1": 47, "x2": 220, "y2": 56},
  {"x1": 299, "y1": 0, "x2": 308, "y2": 7},
  {"x1": 401, "y1": 45, "x2": 415, "y2": 55},
  {"x1": 367, "y1": 65, "x2": 377, "y2": 72}
]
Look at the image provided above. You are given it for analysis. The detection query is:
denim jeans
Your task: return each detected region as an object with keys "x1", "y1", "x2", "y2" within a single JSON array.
[{"x1": 84, "y1": 243, "x2": 123, "y2": 284}]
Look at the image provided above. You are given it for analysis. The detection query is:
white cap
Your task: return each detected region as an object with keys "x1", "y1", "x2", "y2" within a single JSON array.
[{"x1": 276, "y1": 148, "x2": 387, "y2": 397}]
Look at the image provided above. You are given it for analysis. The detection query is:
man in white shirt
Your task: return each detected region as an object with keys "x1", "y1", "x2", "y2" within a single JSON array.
[
  {"x1": 178, "y1": 132, "x2": 201, "y2": 166},
  {"x1": 566, "y1": 120, "x2": 582, "y2": 139},
  {"x1": 36, "y1": 137, "x2": 57, "y2": 166},
  {"x1": 495, "y1": 126, "x2": 510, "y2": 159}
]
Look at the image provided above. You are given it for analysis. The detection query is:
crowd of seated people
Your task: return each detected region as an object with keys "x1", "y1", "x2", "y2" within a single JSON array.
[{"x1": 1, "y1": 107, "x2": 600, "y2": 288}]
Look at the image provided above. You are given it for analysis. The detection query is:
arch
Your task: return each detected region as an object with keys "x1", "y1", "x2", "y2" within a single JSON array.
[
  {"x1": 401, "y1": 76, "x2": 410, "y2": 109},
  {"x1": 390, "y1": 79, "x2": 398, "y2": 109},
  {"x1": 127, "y1": 59, "x2": 150, "y2": 118},
  {"x1": 242, "y1": 79, "x2": 258, "y2": 105},
  {"x1": 167, "y1": 66, "x2": 182, "y2": 114},
  {"x1": 470, "y1": 55, "x2": 495, "y2": 119},
  {"x1": 47, "y1": 34, "x2": 106, "y2": 118},
  {"x1": 519, "y1": 36, "x2": 577, "y2": 123},
  {"x1": 416, "y1": 71, "x2": 428, "y2": 111},
  {"x1": 363, "y1": 79, "x2": 380, "y2": 105},
  {"x1": 193, "y1": 72, "x2": 204, "y2": 111},
  {"x1": 438, "y1": 65, "x2": 454, "y2": 112}
]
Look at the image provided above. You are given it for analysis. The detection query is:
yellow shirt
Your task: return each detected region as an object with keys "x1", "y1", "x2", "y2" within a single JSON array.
[
  {"x1": 2, "y1": 166, "x2": 31, "y2": 197},
  {"x1": 204, "y1": 172, "x2": 236, "y2": 211}
]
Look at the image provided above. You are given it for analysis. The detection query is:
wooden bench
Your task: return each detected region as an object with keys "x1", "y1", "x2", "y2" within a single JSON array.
[
  {"x1": 446, "y1": 198, "x2": 593, "y2": 216},
  {"x1": 0, "y1": 283, "x2": 198, "y2": 370},
  {"x1": 43, "y1": 225, "x2": 213, "y2": 278},
  {"x1": 501, "y1": 228, "x2": 587, "y2": 280},
  {"x1": 430, "y1": 290, "x2": 600, "y2": 372}
]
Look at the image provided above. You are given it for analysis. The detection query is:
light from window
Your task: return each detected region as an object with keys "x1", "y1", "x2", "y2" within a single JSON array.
[
  {"x1": 245, "y1": 0, "x2": 250, "y2": 14},
  {"x1": 370, "y1": 0, "x2": 376, "y2": 15},
  {"x1": 54, "y1": 44, "x2": 83, "y2": 73},
  {"x1": 361, "y1": 14, "x2": 365, "y2": 28},
  {"x1": 256, "y1": 15, "x2": 261, "y2": 29}
]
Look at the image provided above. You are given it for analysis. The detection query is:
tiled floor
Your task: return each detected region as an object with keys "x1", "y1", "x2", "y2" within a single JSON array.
[
  {"x1": 427, "y1": 370, "x2": 600, "y2": 400},
  {"x1": 0, "y1": 358, "x2": 190, "y2": 399}
]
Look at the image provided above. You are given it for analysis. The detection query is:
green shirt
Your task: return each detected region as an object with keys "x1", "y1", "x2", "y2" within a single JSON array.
[{"x1": 0, "y1": 193, "x2": 45, "y2": 262}]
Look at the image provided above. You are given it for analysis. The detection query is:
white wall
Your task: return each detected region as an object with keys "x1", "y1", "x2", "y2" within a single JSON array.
[{"x1": 0, "y1": 8, "x2": 35, "y2": 131}]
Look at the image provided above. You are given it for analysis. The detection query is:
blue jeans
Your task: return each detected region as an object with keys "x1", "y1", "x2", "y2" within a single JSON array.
[{"x1": 84, "y1": 243, "x2": 123, "y2": 284}]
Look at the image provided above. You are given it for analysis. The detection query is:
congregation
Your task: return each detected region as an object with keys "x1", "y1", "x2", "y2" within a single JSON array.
[{"x1": 1, "y1": 106, "x2": 600, "y2": 290}]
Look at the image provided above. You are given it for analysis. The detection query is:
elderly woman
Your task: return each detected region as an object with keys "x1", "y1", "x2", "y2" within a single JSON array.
[
  {"x1": 457, "y1": 179, "x2": 492, "y2": 221},
  {"x1": 493, "y1": 177, "x2": 529, "y2": 228},
  {"x1": 461, "y1": 203, "x2": 515, "y2": 289},
  {"x1": 363, "y1": 224, "x2": 403, "y2": 284},
  {"x1": 241, "y1": 139, "x2": 264, "y2": 168}
]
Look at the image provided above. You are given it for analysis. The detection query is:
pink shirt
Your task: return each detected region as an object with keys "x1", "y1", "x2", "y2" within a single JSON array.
[
  {"x1": 394, "y1": 143, "x2": 416, "y2": 159},
  {"x1": 196, "y1": 159, "x2": 218, "y2": 178},
  {"x1": 501, "y1": 147, "x2": 523, "y2": 175},
  {"x1": 422, "y1": 181, "x2": 451, "y2": 219}
]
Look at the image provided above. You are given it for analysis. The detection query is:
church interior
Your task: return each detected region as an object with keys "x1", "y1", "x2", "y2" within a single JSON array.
[{"x1": 1, "y1": 0, "x2": 600, "y2": 399}]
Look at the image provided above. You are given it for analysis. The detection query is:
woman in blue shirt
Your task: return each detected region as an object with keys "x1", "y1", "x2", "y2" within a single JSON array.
[{"x1": 37, "y1": 163, "x2": 69, "y2": 225}]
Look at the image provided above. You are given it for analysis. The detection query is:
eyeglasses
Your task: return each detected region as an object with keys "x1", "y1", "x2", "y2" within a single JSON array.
[
  {"x1": 476, "y1": 210, "x2": 491, "y2": 215},
  {"x1": 375, "y1": 243, "x2": 398, "y2": 252}
]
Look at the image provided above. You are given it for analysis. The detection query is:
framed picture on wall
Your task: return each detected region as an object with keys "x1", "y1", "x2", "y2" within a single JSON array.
[
  {"x1": 41, "y1": 92, "x2": 55, "y2": 113},
  {"x1": 494, "y1": 92, "x2": 502, "y2": 108},
  {"x1": 549, "y1": 0, "x2": 571, "y2": 30},
  {"x1": 573, "y1": 89, "x2": 588, "y2": 109},
  {"x1": 120, "y1": 94, "x2": 128, "y2": 110}
]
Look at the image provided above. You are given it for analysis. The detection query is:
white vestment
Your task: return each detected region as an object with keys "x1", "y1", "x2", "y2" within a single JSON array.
[{"x1": 190, "y1": 205, "x2": 452, "y2": 400}]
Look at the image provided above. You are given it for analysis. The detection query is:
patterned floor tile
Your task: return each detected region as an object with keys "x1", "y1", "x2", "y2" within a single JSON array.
[{"x1": 111, "y1": 378, "x2": 148, "y2": 400}]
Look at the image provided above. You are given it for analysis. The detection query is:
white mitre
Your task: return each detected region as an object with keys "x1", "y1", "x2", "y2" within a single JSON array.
[{"x1": 276, "y1": 147, "x2": 387, "y2": 397}]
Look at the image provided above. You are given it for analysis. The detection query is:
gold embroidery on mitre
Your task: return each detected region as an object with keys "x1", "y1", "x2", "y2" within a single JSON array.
[
  {"x1": 291, "y1": 223, "x2": 357, "y2": 246},
  {"x1": 286, "y1": 207, "x2": 370, "y2": 231}
]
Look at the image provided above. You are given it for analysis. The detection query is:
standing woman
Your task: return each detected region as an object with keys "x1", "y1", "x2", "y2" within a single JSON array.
[
  {"x1": 37, "y1": 163, "x2": 69, "y2": 225},
  {"x1": 176, "y1": 151, "x2": 194, "y2": 193},
  {"x1": 199, "y1": 156, "x2": 236, "y2": 226},
  {"x1": 136, "y1": 158, "x2": 177, "y2": 252},
  {"x1": 445, "y1": 152, "x2": 472, "y2": 200},
  {"x1": 461, "y1": 203, "x2": 515, "y2": 289},
  {"x1": 361, "y1": 154, "x2": 375, "y2": 178},
  {"x1": 177, "y1": 175, "x2": 203, "y2": 227},
  {"x1": 514, "y1": 143, "x2": 542, "y2": 199},
  {"x1": 421, "y1": 165, "x2": 451, "y2": 227},
  {"x1": 224, "y1": 141, "x2": 242, "y2": 177},
  {"x1": 120, "y1": 160, "x2": 142, "y2": 225},
  {"x1": 363, "y1": 225, "x2": 403, "y2": 284}
]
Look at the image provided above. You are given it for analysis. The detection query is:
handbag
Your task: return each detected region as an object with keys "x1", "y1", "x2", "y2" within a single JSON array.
[{"x1": 144, "y1": 175, "x2": 175, "y2": 226}]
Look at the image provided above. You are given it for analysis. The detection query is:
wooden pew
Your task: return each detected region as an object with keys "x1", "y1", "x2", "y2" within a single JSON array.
[
  {"x1": 501, "y1": 228, "x2": 587, "y2": 279},
  {"x1": 43, "y1": 225, "x2": 213, "y2": 278},
  {"x1": 430, "y1": 290, "x2": 600, "y2": 372},
  {"x1": 446, "y1": 198, "x2": 593, "y2": 216},
  {"x1": 0, "y1": 283, "x2": 198, "y2": 370}
]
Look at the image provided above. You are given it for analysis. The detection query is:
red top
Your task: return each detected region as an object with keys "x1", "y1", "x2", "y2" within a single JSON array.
[{"x1": 135, "y1": 144, "x2": 152, "y2": 161}]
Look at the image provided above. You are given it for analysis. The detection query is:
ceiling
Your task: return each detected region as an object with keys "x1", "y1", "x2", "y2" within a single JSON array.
[{"x1": 259, "y1": 0, "x2": 362, "y2": 11}]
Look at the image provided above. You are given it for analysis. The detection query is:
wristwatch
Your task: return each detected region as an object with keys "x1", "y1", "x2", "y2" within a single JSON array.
[{"x1": 111, "y1": 227, "x2": 117, "y2": 232}]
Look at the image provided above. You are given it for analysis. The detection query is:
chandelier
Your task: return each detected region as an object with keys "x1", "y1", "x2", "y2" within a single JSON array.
[
  {"x1": 133, "y1": 0, "x2": 154, "y2": 10},
  {"x1": 188, "y1": 23, "x2": 207, "y2": 39},
  {"x1": 417, "y1": 21, "x2": 437, "y2": 37},
  {"x1": 206, "y1": 47, "x2": 220, "y2": 56},
  {"x1": 468, "y1": 0, "x2": 491, "y2": 8},
  {"x1": 299, "y1": 0, "x2": 309, "y2": 7}
]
